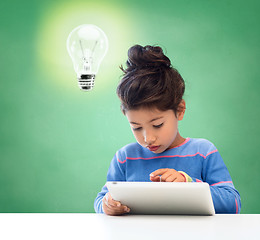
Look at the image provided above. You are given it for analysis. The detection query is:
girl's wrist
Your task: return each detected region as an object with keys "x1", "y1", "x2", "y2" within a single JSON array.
[{"x1": 178, "y1": 171, "x2": 192, "y2": 182}]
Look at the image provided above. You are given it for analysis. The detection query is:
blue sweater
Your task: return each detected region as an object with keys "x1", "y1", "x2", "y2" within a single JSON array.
[{"x1": 94, "y1": 138, "x2": 241, "y2": 214}]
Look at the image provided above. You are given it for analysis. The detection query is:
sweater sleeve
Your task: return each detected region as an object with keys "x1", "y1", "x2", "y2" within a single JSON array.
[
  {"x1": 192, "y1": 148, "x2": 241, "y2": 214},
  {"x1": 94, "y1": 151, "x2": 126, "y2": 213}
]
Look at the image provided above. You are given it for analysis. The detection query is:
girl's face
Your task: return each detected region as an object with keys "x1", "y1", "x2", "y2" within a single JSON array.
[{"x1": 125, "y1": 105, "x2": 185, "y2": 154}]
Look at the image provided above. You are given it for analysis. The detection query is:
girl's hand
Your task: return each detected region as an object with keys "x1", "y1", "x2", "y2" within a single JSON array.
[
  {"x1": 150, "y1": 168, "x2": 185, "y2": 182},
  {"x1": 102, "y1": 192, "x2": 130, "y2": 216}
]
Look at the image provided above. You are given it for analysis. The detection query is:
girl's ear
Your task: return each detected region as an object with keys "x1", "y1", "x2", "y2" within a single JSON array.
[{"x1": 177, "y1": 99, "x2": 186, "y2": 121}]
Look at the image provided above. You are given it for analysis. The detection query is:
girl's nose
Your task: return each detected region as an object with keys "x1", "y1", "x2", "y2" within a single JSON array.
[{"x1": 144, "y1": 131, "x2": 156, "y2": 145}]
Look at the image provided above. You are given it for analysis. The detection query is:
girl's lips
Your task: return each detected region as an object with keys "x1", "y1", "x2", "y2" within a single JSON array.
[{"x1": 148, "y1": 145, "x2": 160, "y2": 152}]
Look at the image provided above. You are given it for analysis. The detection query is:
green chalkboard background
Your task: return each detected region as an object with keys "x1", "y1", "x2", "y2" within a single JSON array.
[{"x1": 0, "y1": 0, "x2": 259, "y2": 213}]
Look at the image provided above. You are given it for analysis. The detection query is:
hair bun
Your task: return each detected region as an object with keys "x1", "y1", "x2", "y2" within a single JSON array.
[{"x1": 126, "y1": 45, "x2": 171, "y2": 70}]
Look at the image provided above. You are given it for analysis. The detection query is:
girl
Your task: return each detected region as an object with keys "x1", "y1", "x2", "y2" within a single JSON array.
[{"x1": 94, "y1": 45, "x2": 241, "y2": 215}]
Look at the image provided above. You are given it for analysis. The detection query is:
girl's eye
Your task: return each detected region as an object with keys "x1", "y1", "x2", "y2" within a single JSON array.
[
  {"x1": 153, "y1": 123, "x2": 164, "y2": 128},
  {"x1": 132, "y1": 127, "x2": 142, "y2": 131}
]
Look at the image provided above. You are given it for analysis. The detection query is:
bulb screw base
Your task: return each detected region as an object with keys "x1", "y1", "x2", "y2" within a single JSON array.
[{"x1": 78, "y1": 74, "x2": 96, "y2": 91}]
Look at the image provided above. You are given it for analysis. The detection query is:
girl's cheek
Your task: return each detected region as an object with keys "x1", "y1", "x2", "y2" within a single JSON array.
[
  {"x1": 132, "y1": 132, "x2": 139, "y2": 141},
  {"x1": 135, "y1": 135, "x2": 144, "y2": 145}
]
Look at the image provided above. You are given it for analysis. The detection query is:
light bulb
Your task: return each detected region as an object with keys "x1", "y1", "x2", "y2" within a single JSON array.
[{"x1": 67, "y1": 24, "x2": 109, "y2": 91}]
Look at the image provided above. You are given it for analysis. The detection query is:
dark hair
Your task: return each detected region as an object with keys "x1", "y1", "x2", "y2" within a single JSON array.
[{"x1": 117, "y1": 45, "x2": 185, "y2": 115}]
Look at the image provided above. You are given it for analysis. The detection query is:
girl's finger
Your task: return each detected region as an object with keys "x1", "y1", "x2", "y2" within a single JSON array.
[
  {"x1": 165, "y1": 174, "x2": 177, "y2": 182},
  {"x1": 104, "y1": 202, "x2": 129, "y2": 215},
  {"x1": 106, "y1": 193, "x2": 121, "y2": 207},
  {"x1": 161, "y1": 171, "x2": 172, "y2": 182},
  {"x1": 173, "y1": 175, "x2": 184, "y2": 182},
  {"x1": 150, "y1": 175, "x2": 161, "y2": 182},
  {"x1": 150, "y1": 168, "x2": 168, "y2": 178}
]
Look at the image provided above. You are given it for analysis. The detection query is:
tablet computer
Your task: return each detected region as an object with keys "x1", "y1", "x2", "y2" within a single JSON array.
[{"x1": 106, "y1": 181, "x2": 215, "y2": 215}]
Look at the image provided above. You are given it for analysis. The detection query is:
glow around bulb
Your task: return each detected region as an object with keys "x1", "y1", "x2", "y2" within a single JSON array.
[{"x1": 67, "y1": 24, "x2": 108, "y2": 91}]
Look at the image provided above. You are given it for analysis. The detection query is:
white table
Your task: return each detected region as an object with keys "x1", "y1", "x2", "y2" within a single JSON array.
[{"x1": 0, "y1": 213, "x2": 259, "y2": 240}]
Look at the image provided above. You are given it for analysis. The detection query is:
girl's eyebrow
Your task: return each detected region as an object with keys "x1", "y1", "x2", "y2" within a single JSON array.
[
  {"x1": 150, "y1": 117, "x2": 163, "y2": 122},
  {"x1": 130, "y1": 117, "x2": 164, "y2": 125}
]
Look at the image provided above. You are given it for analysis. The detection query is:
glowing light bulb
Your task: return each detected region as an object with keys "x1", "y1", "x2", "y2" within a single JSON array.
[{"x1": 67, "y1": 24, "x2": 108, "y2": 91}]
